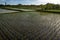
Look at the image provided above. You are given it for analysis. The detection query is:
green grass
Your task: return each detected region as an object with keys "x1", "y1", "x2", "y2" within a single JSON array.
[
  {"x1": 46, "y1": 10, "x2": 60, "y2": 12},
  {"x1": 37, "y1": 9, "x2": 60, "y2": 13}
]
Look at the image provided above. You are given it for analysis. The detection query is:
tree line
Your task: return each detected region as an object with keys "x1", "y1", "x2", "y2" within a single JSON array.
[
  {"x1": 0, "y1": 3, "x2": 60, "y2": 10},
  {"x1": 39, "y1": 3, "x2": 60, "y2": 10}
]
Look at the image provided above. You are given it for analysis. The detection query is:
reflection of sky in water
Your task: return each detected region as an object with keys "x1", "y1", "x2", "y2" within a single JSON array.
[{"x1": 0, "y1": 9, "x2": 18, "y2": 13}]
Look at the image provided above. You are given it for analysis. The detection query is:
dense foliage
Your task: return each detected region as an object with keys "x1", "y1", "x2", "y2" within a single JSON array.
[{"x1": 40, "y1": 3, "x2": 60, "y2": 10}]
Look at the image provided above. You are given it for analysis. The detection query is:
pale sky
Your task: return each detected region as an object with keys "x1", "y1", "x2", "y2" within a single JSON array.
[{"x1": 0, "y1": 0, "x2": 60, "y2": 5}]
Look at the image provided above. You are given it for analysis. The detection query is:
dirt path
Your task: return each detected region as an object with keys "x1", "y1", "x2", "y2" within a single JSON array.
[{"x1": 0, "y1": 12, "x2": 60, "y2": 40}]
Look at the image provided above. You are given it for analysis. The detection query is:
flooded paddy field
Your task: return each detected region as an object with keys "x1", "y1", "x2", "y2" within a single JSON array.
[
  {"x1": 0, "y1": 11, "x2": 60, "y2": 40},
  {"x1": 0, "y1": 9, "x2": 19, "y2": 13}
]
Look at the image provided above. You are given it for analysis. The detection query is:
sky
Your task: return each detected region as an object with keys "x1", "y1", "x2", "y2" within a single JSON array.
[{"x1": 0, "y1": 0, "x2": 60, "y2": 5}]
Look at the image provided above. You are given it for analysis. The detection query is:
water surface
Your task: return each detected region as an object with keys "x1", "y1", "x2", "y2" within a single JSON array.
[
  {"x1": 0, "y1": 11, "x2": 60, "y2": 40},
  {"x1": 0, "y1": 9, "x2": 18, "y2": 13}
]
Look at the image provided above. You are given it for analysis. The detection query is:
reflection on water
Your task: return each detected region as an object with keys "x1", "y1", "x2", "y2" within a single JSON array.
[
  {"x1": 0, "y1": 9, "x2": 18, "y2": 13},
  {"x1": 0, "y1": 10, "x2": 60, "y2": 40}
]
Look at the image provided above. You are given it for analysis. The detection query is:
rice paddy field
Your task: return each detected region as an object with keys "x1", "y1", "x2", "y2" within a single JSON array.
[
  {"x1": 0, "y1": 9, "x2": 19, "y2": 13},
  {"x1": 0, "y1": 9, "x2": 60, "y2": 40}
]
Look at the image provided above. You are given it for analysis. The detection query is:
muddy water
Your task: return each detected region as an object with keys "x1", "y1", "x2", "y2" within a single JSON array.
[{"x1": 0, "y1": 12, "x2": 60, "y2": 40}]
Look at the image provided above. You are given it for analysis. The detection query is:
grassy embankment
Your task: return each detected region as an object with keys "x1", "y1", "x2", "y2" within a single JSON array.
[{"x1": 36, "y1": 9, "x2": 60, "y2": 13}]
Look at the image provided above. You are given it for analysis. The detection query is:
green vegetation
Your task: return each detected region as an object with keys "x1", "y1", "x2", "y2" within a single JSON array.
[
  {"x1": 0, "y1": 3, "x2": 59, "y2": 9},
  {"x1": 1, "y1": 3, "x2": 60, "y2": 13},
  {"x1": 36, "y1": 3, "x2": 60, "y2": 13},
  {"x1": 36, "y1": 10, "x2": 60, "y2": 13},
  {"x1": 39, "y1": 3, "x2": 60, "y2": 10},
  {"x1": 0, "y1": 4, "x2": 40, "y2": 10}
]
